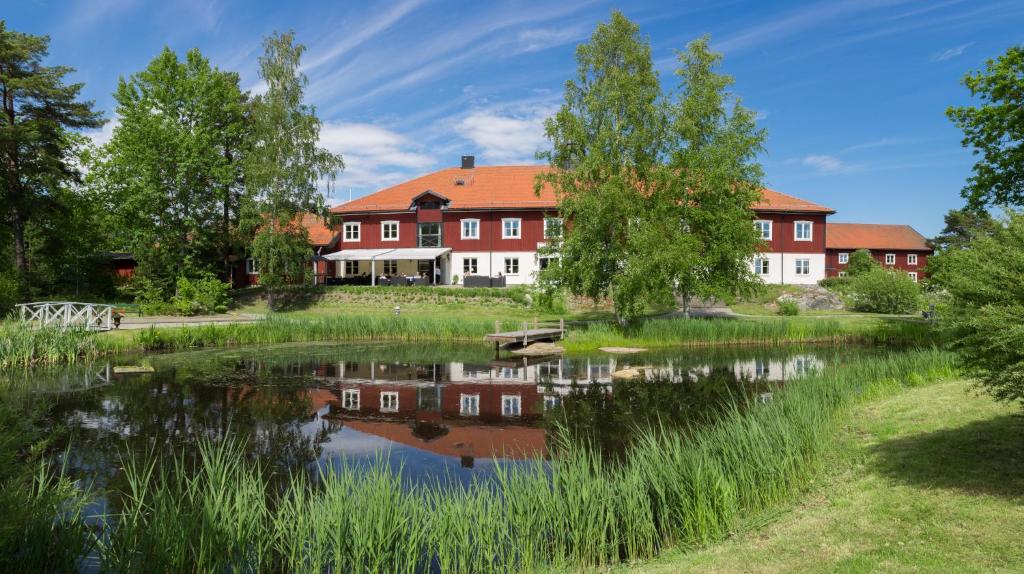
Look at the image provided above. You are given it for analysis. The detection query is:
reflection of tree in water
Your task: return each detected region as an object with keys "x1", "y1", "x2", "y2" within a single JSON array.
[
  {"x1": 410, "y1": 421, "x2": 450, "y2": 442},
  {"x1": 46, "y1": 366, "x2": 332, "y2": 511},
  {"x1": 543, "y1": 368, "x2": 772, "y2": 460}
]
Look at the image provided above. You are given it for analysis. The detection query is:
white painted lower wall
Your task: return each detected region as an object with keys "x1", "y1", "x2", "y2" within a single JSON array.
[
  {"x1": 750, "y1": 253, "x2": 826, "y2": 285},
  {"x1": 449, "y1": 251, "x2": 546, "y2": 286}
]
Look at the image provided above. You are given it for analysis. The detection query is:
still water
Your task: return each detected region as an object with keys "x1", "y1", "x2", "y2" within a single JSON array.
[{"x1": 13, "y1": 342, "x2": 844, "y2": 493}]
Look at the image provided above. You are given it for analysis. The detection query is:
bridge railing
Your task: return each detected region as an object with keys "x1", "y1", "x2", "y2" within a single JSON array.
[{"x1": 16, "y1": 302, "x2": 114, "y2": 331}]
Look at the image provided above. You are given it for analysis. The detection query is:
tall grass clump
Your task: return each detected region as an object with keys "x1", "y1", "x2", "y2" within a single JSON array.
[
  {"x1": 564, "y1": 316, "x2": 938, "y2": 351},
  {"x1": 0, "y1": 322, "x2": 101, "y2": 369},
  {"x1": 95, "y1": 349, "x2": 956, "y2": 572},
  {"x1": 0, "y1": 396, "x2": 93, "y2": 572},
  {"x1": 133, "y1": 314, "x2": 503, "y2": 352}
]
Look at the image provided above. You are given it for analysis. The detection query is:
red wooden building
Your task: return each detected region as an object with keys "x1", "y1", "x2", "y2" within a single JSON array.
[{"x1": 825, "y1": 223, "x2": 932, "y2": 281}]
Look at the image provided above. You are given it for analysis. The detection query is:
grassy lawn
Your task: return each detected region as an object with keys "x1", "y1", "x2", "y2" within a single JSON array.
[{"x1": 620, "y1": 379, "x2": 1024, "y2": 573}]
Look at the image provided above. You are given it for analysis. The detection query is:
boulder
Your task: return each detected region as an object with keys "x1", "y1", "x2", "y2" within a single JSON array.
[{"x1": 777, "y1": 285, "x2": 845, "y2": 311}]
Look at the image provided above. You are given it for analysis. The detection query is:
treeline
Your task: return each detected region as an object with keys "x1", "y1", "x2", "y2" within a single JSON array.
[{"x1": 0, "y1": 22, "x2": 342, "y2": 311}]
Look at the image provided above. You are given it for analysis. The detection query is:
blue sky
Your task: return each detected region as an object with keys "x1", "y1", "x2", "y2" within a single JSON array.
[{"x1": 10, "y1": 0, "x2": 1024, "y2": 236}]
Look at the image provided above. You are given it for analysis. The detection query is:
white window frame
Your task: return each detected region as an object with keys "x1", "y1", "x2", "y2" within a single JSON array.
[
  {"x1": 838, "y1": 271, "x2": 848, "y2": 277},
  {"x1": 344, "y1": 261, "x2": 359, "y2": 276},
  {"x1": 908, "y1": 271, "x2": 918, "y2": 282},
  {"x1": 342, "y1": 389, "x2": 360, "y2": 410},
  {"x1": 501, "y1": 394, "x2": 522, "y2": 417},
  {"x1": 907, "y1": 253, "x2": 918, "y2": 266},
  {"x1": 885, "y1": 253, "x2": 896, "y2": 265},
  {"x1": 459, "y1": 393, "x2": 480, "y2": 416},
  {"x1": 754, "y1": 257, "x2": 769, "y2": 276},
  {"x1": 543, "y1": 395, "x2": 560, "y2": 411},
  {"x1": 795, "y1": 258, "x2": 810, "y2": 276},
  {"x1": 380, "y1": 220, "x2": 399, "y2": 242},
  {"x1": 502, "y1": 218, "x2": 521, "y2": 239},
  {"x1": 504, "y1": 257, "x2": 519, "y2": 275},
  {"x1": 380, "y1": 391, "x2": 399, "y2": 413},
  {"x1": 460, "y1": 218, "x2": 480, "y2": 240},
  {"x1": 382, "y1": 260, "x2": 398, "y2": 275},
  {"x1": 245, "y1": 257, "x2": 259, "y2": 275},
  {"x1": 544, "y1": 217, "x2": 563, "y2": 239},
  {"x1": 838, "y1": 252, "x2": 849, "y2": 265},
  {"x1": 343, "y1": 221, "x2": 361, "y2": 242},
  {"x1": 794, "y1": 221, "x2": 813, "y2": 242},
  {"x1": 462, "y1": 257, "x2": 478, "y2": 275},
  {"x1": 754, "y1": 220, "x2": 772, "y2": 240}
]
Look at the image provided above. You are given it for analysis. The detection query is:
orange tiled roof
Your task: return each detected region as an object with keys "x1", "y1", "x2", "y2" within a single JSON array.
[
  {"x1": 298, "y1": 213, "x2": 336, "y2": 246},
  {"x1": 826, "y1": 223, "x2": 931, "y2": 251},
  {"x1": 330, "y1": 165, "x2": 835, "y2": 214},
  {"x1": 331, "y1": 165, "x2": 557, "y2": 213},
  {"x1": 752, "y1": 188, "x2": 834, "y2": 213}
]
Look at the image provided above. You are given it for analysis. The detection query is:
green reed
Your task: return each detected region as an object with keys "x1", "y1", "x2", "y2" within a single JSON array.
[
  {"x1": 563, "y1": 316, "x2": 938, "y2": 351},
  {"x1": 92, "y1": 349, "x2": 956, "y2": 573}
]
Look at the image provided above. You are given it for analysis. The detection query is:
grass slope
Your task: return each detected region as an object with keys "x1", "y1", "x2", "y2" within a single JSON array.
[{"x1": 624, "y1": 379, "x2": 1024, "y2": 573}]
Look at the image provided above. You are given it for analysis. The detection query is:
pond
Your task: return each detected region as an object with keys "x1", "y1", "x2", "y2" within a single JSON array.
[{"x1": 8, "y1": 342, "x2": 850, "y2": 495}]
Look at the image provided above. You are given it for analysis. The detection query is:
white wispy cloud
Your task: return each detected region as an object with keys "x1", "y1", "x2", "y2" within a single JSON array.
[
  {"x1": 318, "y1": 121, "x2": 435, "y2": 196},
  {"x1": 302, "y1": 0, "x2": 426, "y2": 72},
  {"x1": 513, "y1": 24, "x2": 589, "y2": 54},
  {"x1": 842, "y1": 137, "x2": 922, "y2": 152},
  {"x1": 310, "y1": 1, "x2": 595, "y2": 112},
  {"x1": 713, "y1": 0, "x2": 898, "y2": 54},
  {"x1": 931, "y1": 42, "x2": 974, "y2": 62},
  {"x1": 456, "y1": 103, "x2": 556, "y2": 164},
  {"x1": 801, "y1": 154, "x2": 849, "y2": 174}
]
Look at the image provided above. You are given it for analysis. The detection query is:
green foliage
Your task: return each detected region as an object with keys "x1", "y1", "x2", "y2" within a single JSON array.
[
  {"x1": 946, "y1": 45, "x2": 1024, "y2": 209},
  {"x1": 0, "y1": 394, "x2": 92, "y2": 571},
  {"x1": 818, "y1": 275, "x2": 852, "y2": 292},
  {"x1": 171, "y1": 275, "x2": 231, "y2": 316},
  {"x1": 0, "y1": 21, "x2": 103, "y2": 295},
  {"x1": 0, "y1": 322, "x2": 102, "y2": 369},
  {"x1": 848, "y1": 269, "x2": 922, "y2": 314},
  {"x1": 0, "y1": 274, "x2": 17, "y2": 318},
  {"x1": 90, "y1": 47, "x2": 247, "y2": 296},
  {"x1": 241, "y1": 32, "x2": 343, "y2": 303},
  {"x1": 777, "y1": 300, "x2": 800, "y2": 316},
  {"x1": 846, "y1": 248, "x2": 880, "y2": 276},
  {"x1": 563, "y1": 316, "x2": 936, "y2": 351},
  {"x1": 930, "y1": 211, "x2": 1024, "y2": 405},
  {"x1": 538, "y1": 14, "x2": 764, "y2": 322},
  {"x1": 932, "y1": 207, "x2": 999, "y2": 252}
]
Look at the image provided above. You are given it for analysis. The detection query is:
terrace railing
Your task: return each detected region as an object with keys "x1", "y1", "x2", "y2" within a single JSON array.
[{"x1": 16, "y1": 301, "x2": 114, "y2": 331}]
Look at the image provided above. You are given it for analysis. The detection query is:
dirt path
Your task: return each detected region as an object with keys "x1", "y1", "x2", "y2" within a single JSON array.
[{"x1": 116, "y1": 313, "x2": 265, "y2": 330}]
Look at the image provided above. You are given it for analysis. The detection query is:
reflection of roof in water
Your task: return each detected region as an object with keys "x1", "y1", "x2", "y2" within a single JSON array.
[{"x1": 342, "y1": 419, "x2": 547, "y2": 460}]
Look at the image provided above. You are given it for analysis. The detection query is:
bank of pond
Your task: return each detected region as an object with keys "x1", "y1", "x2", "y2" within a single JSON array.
[
  {"x1": 0, "y1": 313, "x2": 938, "y2": 369},
  {"x1": 0, "y1": 341, "x2": 956, "y2": 572}
]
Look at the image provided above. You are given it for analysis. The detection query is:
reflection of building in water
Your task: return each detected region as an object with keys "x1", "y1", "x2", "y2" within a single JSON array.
[{"x1": 295, "y1": 353, "x2": 823, "y2": 465}]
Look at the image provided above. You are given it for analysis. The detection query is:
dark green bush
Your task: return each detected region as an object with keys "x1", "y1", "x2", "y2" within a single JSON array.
[
  {"x1": 171, "y1": 275, "x2": 231, "y2": 315},
  {"x1": 847, "y1": 249, "x2": 880, "y2": 276},
  {"x1": 0, "y1": 274, "x2": 17, "y2": 318},
  {"x1": 848, "y1": 269, "x2": 922, "y2": 314}
]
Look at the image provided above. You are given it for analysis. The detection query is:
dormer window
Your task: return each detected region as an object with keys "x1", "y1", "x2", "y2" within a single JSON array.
[{"x1": 419, "y1": 200, "x2": 441, "y2": 210}]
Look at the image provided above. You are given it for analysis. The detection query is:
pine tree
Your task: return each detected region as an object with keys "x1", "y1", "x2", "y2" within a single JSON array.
[{"x1": 0, "y1": 21, "x2": 103, "y2": 296}]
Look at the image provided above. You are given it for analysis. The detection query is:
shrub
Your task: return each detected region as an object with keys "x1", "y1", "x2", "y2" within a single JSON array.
[
  {"x1": 0, "y1": 274, "x2": 17, "y2": 319},
  {"x1": 171, "y1": 275, "x2": 231, "y2": 316},
  {"x1": 818, "y1": 276, "x2": 852, "y2": 291},
  {"x1": 848, "y1": 268, "x2": 922, "y2": 314},
  {"x1": 847, "y1": 249, "x2": 880, "y2": 276},
  {"x1": 777, "y1": 300, "x2": 800, "y2": 316}
]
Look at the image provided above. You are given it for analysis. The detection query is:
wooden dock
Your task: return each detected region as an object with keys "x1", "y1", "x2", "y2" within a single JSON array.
[{"x1": 485, "y1": 319, "x2": 565, "y2": 349}]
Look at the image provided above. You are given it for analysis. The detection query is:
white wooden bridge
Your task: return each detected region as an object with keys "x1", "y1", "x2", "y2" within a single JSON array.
[{"x1": 16, "y1": 301, "x2": 115, "y2": 331}]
